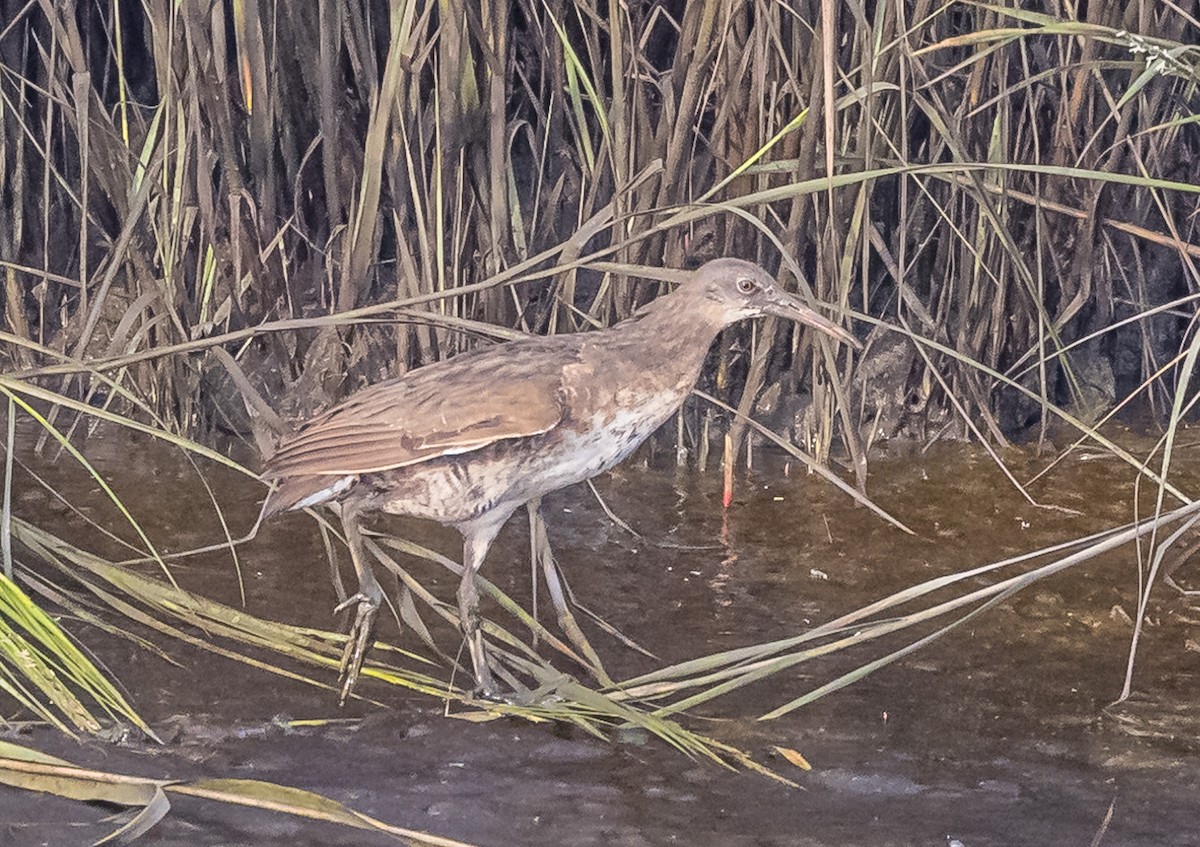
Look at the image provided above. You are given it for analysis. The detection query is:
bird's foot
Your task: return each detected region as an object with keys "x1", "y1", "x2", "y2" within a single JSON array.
[
  {"x1": 466, "y1": 678, "x2": 565, "y2": 708},
  {"x1": 469, "y1": 682, "x2": 504, "y2": 703},
  {"x1": 337, "y1": 596, "x2": 379, "y2": 706},
  {"x1": 467, "y1": 661, "x2": 500, "y2": 702}
]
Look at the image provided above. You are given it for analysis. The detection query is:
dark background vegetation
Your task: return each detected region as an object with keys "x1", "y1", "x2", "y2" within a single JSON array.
[{"x1": 4, "y1": 1, "x2": 1199, "y2": 459}]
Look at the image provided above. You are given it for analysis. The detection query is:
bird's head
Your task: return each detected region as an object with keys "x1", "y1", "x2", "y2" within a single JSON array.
[{"x1": 690, "y1": 258, "x2": 859, "y2": 347}]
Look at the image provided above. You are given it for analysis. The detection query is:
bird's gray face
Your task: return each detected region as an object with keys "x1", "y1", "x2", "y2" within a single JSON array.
[{"x1": 701, "y1": 259, "x2": 858, "y2": 347}]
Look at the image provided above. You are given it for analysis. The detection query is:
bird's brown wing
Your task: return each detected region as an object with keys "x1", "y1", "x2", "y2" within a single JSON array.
[{"x1": 261, "y1": 350, "x2": 567, "y2": 481}]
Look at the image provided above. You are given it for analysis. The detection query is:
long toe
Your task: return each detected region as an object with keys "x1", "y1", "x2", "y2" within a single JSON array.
[
  {"x1": 471, "y1": 676, "x2": 502, "y2": 702},
  {"x1": 334, "y1": 591, "x2": 379, "y2": 616},
  {"x1": 337, "y1": 600, "x2": 378, "y2": 705}
]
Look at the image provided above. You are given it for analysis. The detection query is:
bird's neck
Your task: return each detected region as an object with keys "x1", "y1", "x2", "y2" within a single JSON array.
[{"x1": 608, "y1": 293, "x2": 729, "y2": 390}]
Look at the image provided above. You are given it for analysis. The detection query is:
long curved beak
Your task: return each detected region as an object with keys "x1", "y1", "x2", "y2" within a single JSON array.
[{"x1": 765, "y1": 292, "x2": 860, "y2": 349}]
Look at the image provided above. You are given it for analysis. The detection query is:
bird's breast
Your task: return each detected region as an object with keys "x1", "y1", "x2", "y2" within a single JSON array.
[{"x1": 536, "y1": 388, "x2": 688, "y2": 482}]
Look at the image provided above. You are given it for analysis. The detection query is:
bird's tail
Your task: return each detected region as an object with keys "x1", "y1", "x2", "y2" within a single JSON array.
[{"x1": 260, "y1": 473, "x2": 356, "y2": 517}]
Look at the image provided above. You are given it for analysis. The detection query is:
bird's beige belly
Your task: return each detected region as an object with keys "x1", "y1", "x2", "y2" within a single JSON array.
[{"x1": 369, "y1": 401, "x2": 680, "y2": 528}]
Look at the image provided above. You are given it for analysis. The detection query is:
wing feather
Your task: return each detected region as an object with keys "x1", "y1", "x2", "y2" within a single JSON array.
[{"x1": 261, "y1": 344, "x2": 569, "y2": 481}]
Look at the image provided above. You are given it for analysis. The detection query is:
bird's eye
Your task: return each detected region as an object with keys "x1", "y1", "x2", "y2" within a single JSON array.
[{"x1": 736, "y1": 277, "x2": 756, "y2": 294}]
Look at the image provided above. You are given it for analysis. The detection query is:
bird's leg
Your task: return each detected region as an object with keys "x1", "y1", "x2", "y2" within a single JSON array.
[
  {"x1": 336, "y1": 504, "x2": 382, "y2": 705},
  {"x1": 527, "y1": 499, "x2": 612, "y2": 687},
  {"x1": 458, "y1": 524, "x2": 503, "y2": 698}
]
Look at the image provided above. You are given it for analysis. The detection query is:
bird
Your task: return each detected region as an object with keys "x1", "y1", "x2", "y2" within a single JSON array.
[{"x1": 259, "y1": 258, "x2": 857, "y2": 702}]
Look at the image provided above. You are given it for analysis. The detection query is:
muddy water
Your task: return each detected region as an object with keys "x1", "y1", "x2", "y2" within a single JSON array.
[{"x1": 4, "y1": 428, "x2": 1200, "y2": 846}]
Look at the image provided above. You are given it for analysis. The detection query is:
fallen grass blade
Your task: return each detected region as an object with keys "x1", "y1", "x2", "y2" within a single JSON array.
[
  {"x1": 10, "y1": 515, "x2": 794, "y2": 779},
  {"x1": 0, "y1": 570, "x2": 151, "y2": 738},
  {"x1": 611, "y1": 500, "x2": 1200, "y2": 718},
  {"x1": 95, "y1": 784, "x2": 170, "y2": 845},
  {"x1": 0, "y1": 740, "x2": 476, "y2": 846}
]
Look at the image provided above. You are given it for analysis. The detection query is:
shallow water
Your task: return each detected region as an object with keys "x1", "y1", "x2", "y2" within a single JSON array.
[{"x1": 4, "y1": 427, "x2": 1200, "y2": 846}]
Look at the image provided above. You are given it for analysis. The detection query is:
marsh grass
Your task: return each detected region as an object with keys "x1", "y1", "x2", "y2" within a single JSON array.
[
  {"x1": 0, "y1": 738, "x2": 480, "y2": 846},
  {"x1": 1, "y1": 0, "x2": 1199, "y2": 778}
]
